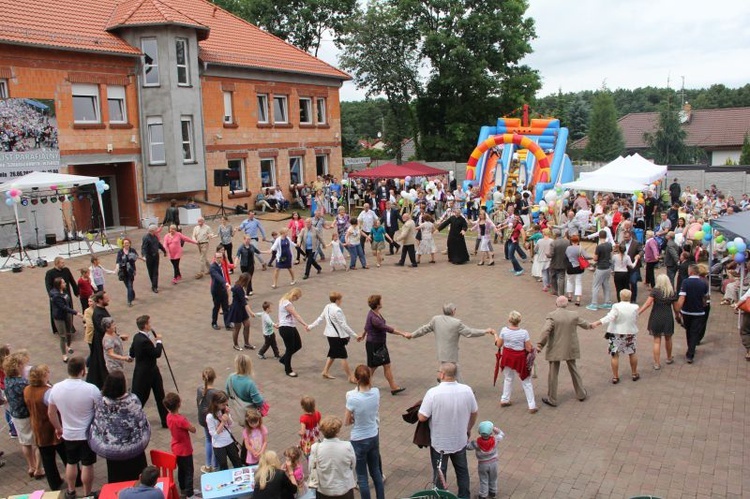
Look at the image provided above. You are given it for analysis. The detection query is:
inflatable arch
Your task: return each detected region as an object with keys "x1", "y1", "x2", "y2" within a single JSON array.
[{"x1": 466, "y1": 133, "x2": 551, "y2": 187}]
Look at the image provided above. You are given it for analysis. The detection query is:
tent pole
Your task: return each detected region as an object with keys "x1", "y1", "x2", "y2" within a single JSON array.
[
  {"x1": 740, "y1": 265, "x2": 745, "y2": 332},
  {"x1": 13, "y1": 203, "x2": 29, "y2": 266}
]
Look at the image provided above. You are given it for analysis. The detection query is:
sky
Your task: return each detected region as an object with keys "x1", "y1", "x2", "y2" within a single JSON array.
[{"x1": 316, "y1": 0, "x2": 750, "y2": 102}]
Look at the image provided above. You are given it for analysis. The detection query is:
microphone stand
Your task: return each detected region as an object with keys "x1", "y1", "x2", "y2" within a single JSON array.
[{"x1": 30, "y1": 209, "x2": 45, "y2": 266}]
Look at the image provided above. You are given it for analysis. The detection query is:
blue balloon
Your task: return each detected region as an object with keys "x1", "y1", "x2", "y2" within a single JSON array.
[
  {"x1": 5, "y1": 198, "x2": 14, "y2": 206},
  {"x1": 735, "y1": 252, "x2": 746, "y2": 264},
  {"x1": 703, "y1": 232, "x2": 712, "y2": 241},
  {"x1": 737, "y1": 242, "x2": 747, "y2": 253}
]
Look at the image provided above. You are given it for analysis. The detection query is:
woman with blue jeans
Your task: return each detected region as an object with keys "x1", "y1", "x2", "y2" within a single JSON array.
[
  {"x1": 196, "y1": 367, "x2": 219, "y2": 473},
  {"x1": 345, "y1": 365, "x2": 384, "y2": 499},
  {"x1": 345, "y1": 219, "x2": 369, "y2": 269}
]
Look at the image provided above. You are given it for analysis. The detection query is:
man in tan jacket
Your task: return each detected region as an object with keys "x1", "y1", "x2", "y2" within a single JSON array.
[
  {"x1": 395, "y1": 213, "x2": 418, "y2": 267},
  {"x1": 537, "y1": 296, "x2": 592, "y2": 406}
]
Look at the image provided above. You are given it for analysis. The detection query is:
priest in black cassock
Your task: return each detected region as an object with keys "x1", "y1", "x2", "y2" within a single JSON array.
[{"x1": 438, "y1": 208, "x2": 470, "y2": 264}]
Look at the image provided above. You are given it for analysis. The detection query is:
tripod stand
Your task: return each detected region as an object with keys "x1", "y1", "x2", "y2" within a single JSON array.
[
  {"x1": 1, "y1": 220, "x2": 34, "y2": 269},
  {"x1": 30, "y1": 210, "x2": 47, "y2": 267},
  {"x1": 60, "y1": 211, "x2": 82, "y2": 257},
  {"x1": 210, "y1": 182, "x2": 229, "y2": 220}
]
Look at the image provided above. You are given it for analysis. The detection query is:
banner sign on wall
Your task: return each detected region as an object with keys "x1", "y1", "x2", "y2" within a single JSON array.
[{"x1": 0, "y1": 98, "x2": 59, "y2": 179}]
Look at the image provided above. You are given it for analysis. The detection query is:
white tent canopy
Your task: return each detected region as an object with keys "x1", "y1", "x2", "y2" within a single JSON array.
[
  {"x1": 579, "y1": 154, "x2": 667, "y2": 184},
  {"x1": 0, "y1": 172, "x2": 106, "y2": 262},
  {"x1": 562, "y1": 176, "x2": 649, "y2": 194}
]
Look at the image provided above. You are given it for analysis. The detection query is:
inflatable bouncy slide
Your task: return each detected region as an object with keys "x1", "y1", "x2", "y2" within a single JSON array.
[{"x1": 464, "y1": 108, "x2": 575, "y2": 206}]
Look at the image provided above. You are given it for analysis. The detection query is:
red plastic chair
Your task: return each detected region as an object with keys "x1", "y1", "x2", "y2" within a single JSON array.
[{"x1": 150, "y1": 449, "x2": 180, "y2": 499}]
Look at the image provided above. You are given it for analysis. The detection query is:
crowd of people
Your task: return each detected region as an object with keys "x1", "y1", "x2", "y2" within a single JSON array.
[
  {"x1": 0, "y1": 98, "x2": 58, "y2": 152},
  {"x1": 0, "y1": 172, "x2": 748, "y2": 499}
]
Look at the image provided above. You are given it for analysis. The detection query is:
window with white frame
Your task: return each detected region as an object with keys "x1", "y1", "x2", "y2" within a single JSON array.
[
  {"x1": 223, "y1": 91, "x2": 234, "y2": 124},
  {"x1": 316, "y1": 97, "x2": 327, "y2": 124},
  {"x1": 0, "y1": 79, "x2": 8, "y2": 99},
  {"x1": 273, "y1": 95, "x2": 288, "y2": 124},
  {"x1": 260, "y1": 158, "x2": 276, "y2": 188},
  {"x1": 175, "y1": 38, "x2": 190, "y2": 86},
  {"x1": 257, "y1": 94, "x2": 269, "y2": 123},
  {"x1": 180, "y1": 116, "x2": 195, "y2": 163},
  {"x1": 141, "y1": 38, "x2": 159, "y2": 86},
  {"x1": 107, "y1": 85, "x2": 127, "y2": 124},
  {"x1": 228, "y1": 159, "x2": 245, "y2": 192},
  {"x1": 72, "y1": 83, "x2": 101, "y2": 123},
  {"x1": 315, "y1": 154, "x2": 329, "y2": 176},
  {"x1": 147, "y1": 117, "x2": 165, "y2": 165},
  {"x1": 289, "y1": 156, "x2": 304, "y2": 185},
  {"x1": 299, "y1": 97, "x2": 312, "y2": 124}
]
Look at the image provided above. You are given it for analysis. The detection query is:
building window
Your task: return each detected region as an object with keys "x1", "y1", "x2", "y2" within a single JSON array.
[
  {"x1": 316, "y1": 97, "x2": 327, "y2": 124},
  {"x1": 223, "y1": 91, "x2": 234, "y2": 124},
  {"x1": 228, "y1": 159, "x2": 245, "y2": 192},
  {"x1": 147, "y1": 117, "x2": 165, "y2": 165},
  {"x1": 0, "y1": 79, "x2": 8, "y2": 99},
  {"x1": 316, "y1": 154, "x2": 329, "y2": 176},
  {"x1": 107, "y1": 85, "x2": 127, "y2": 124},
  {"x1": 257, "y1": 94, "x2": 269, "y2": 123},
  {"x1": 141, "y1": 38, "x2": 159, "y2": 86},
  {"x1": 289, "y1": 156, "x2": 304, "y2": 185},
  {"x1": 175, "y1": 38, "x2": 190, "y2": 86},
  {"x1": 260, "y1": 158, "x2": 276, "y2": 188},
  {"x1": 273, "y1": 95, "x2": 288, "y2": 124},
  {"x1": 72, "y1": 83, "x2": 101, "y2": 123},
  {"x1": 181, "y1": 116, "x2": 195, "y2": 163},
  {"x1": 299, "y1": 98, "x2": 312, "y2": 125}
]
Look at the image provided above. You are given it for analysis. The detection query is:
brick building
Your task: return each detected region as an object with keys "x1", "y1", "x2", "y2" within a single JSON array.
[{"x1": 0, "y1": 0, "x2": 348, "y2": 229}]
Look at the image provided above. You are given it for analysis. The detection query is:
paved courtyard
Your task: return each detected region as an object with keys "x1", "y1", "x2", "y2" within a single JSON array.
[{"x1": 1, "y1": 215, "x2": 748, "y2": 498}]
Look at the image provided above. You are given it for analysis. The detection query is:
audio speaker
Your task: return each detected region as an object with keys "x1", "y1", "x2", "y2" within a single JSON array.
[{"x1": 213, "y1": 169, "x2": 231, "y2": 187}]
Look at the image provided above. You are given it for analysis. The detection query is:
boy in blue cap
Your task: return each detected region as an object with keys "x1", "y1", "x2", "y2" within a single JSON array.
[{"x1": 467, "y1": 420, "x2": 504, "y2": 499}]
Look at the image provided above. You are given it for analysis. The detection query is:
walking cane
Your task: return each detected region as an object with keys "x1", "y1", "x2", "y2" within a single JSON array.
[{"x1": 153, "y1": 329, "x2": 179, "y2": 392}]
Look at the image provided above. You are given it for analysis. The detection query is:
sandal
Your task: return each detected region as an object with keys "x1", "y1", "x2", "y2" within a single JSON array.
[
  {"x1": 632, "y1": 373, "x2": 640, "y2": 381},
  {"x1": 611, "y1": 377, "x2": 620, "y2": 384}
]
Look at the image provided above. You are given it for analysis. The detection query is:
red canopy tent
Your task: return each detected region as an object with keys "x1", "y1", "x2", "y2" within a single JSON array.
[{"x1": 348, "y1": 161, "x2": 446, "y2": 179}]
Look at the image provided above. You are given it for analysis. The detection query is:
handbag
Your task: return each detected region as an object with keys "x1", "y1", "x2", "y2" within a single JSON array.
[
  {"x1": 372, "y1": 345, "x2": 388, "y2": 365},
  {"x1": 578, "y1": 255, "x2": 589, "y2": 270},
  {"x1": 739, "y1": 300, "x2": 750, "y2": 313},
  {"x1": 230, "y1": 432, "x2": 247, "y2": 463},
  {"x1": 307, "y1": 443, "x2": 320, "y2": 489},
  {"x1": 227, "y1": 375, "x2": 270, "y2": 417}
]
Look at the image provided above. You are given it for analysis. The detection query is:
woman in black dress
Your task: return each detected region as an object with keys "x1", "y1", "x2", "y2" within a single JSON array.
[
  {"x1": 437, "y1": 208, "x2": 470, "y2": 264},
  {"x1": 638, "y1": 274, "x2": 679, "y2": 369},
  {"x1": 228, "y1": 273, "x2": 257, "y2": 351}
]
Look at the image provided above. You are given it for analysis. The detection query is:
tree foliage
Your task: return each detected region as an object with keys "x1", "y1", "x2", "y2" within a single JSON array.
[
  {"x1": 740, "y1": 132, "x2": 750, "y2": 166},
  {"x1": 338, "y1": 1, "x2": 421, "y2": 163},
  {"x1": 584, "y1": 89, "x2": 624, "y2": 162},
  {"x1": 643, "y1": 103, "x2": 690, "y2": 164},
  {"x1": 210, "y1": 0, "x2": 355, "y2": 55}
]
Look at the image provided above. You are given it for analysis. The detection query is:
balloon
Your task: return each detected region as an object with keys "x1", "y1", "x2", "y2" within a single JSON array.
[
  {"x1": 409, "y1": 189, "x2": 417, "y2": 196},
  {"x1": 702, "y1": 223, "x2": 711, "y2": 233},
  {"x1": 103, "y1": 184, "x2": 110, "y2": 191},
  {"x1": 544, "y1": 190, "x2": 557, "y2": 203},
  {"x1": 539, "y1": 200, "x2": 547, "y2": 207},
  {"x1": 716, "y1": 235, "x2": 724, "y2": 244},
  {"x1": 735, "y1": 252, "x2": 746, "y2": 264},
  {"x1": 50, "y1": 185, "x2": 57, "y2": 191},
  {"x1": 398, "y1": 198, "x2": 404, "y2": 206},
  {"x1": 540, "y1": 206, "x2": 549, "y2": 213},
  {"x1": 409, "y1": 194, "x2": 418, "y2": 202},
  {"x1": 400, "y1": 190, "x2": 408, "y2": 198},
  {"x1": 548, "y1": 199, "x2": 556, "y2": 208},
  {"x1": 649, "y1": 184, "x2": 656, "y2": 191},
  {"x1": 703, "y1": 232, "x2": 712, "y2": 241},
  {"x1": 404, "y1": 176, "x2": 412, "y2": 184},
  {"x1": 5, "y1": 198, "x2": 13, "y2": 206},
  {"x1": 562, "y1": 190, "x2": 570, "y2": 199},
  {"x1": 737, "y1": 242, "x2": 747, "y2": 253},
  {"x1": 734, "y1": 237, "x2": 744, "y2": 246},
  {"x1": 727, "y1": 242, "x2": 737, "y2": 254},
  {"x1": 632, "y1": 195, "x2": 638, "y2": 202},
  {"x1": 555, "y1": 186, "x2": 563, "y2": 195},
  {"x1": 693, "y1": 231, "x2": 704, "y2": 241},
  {"x1": 634, "y1": 190, "x2": 641, "y2": 196}
]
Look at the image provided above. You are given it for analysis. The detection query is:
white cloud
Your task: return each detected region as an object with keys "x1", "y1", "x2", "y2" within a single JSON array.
[{"x1": 317, "y1": 0, "x2": 750, "y2": 101}]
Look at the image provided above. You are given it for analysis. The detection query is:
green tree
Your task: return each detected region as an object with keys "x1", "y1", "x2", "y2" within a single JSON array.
[
  {"x1": 740, "y1": 132, "x2": 750, "y2": 165},
  {"x1": 584, "y1": 89, "x2": 624, "y2": 161},
  {"x1": 644, "y1": 102, "x2": 689, "y2": 164},
  {"x1": 339, "y1": 1, "x2": 421, "y2": 163},
  {"x1": 400, "y1": 0, "x2": 540, "y2": 160},
  {"x1": 566, "y1": 97, "x2": 590, "y2": 141},
  {"x1": 210, "y1": 0, "x2": 355, "y2": 55}
]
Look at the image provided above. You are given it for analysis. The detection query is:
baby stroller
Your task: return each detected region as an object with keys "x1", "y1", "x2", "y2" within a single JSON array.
[
  {"x1": 402, "y1": 452, "x2": 459, "y2": 499},
  {"x1": 710, "y1": 256, "x2": 732, "y2": 290}
]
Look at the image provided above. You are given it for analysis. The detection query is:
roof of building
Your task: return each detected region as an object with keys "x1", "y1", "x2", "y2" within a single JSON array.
[
  {"x1": 0, "y1": 0, "x2": 349, "y2": 80},
  {"x1": 571, "y1": 106, "x2": 750, "y2": 150}
]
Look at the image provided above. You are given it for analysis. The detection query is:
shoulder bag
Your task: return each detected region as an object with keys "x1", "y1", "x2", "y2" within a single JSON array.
[
  {"x1": 328, "y1": 306, "x2": 349, "y2": 344},
  {"x1": 307, "y1": 443, "x2": 320, "y2": 490},
  {"x1": 227, "y1": 374, "x2": 270, "y2": 417}
]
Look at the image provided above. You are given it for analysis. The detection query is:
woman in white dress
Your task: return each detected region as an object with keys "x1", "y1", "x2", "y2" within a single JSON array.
[
  {"x1": 416, "y1": 214, "x2": 437, "y2": 264},
  {"x1": 471, "y1": 210, "x2": 496, "y2": 266}
]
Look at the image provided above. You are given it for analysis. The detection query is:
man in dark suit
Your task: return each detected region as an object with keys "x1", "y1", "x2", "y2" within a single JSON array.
[
  {"x1": 141, "y1": 225, "x2": 167, "y2": 293},
  {"x1": 130, "y1": 314, "x2": 168, "y2": 428},
  {"x1": 209, "y1": 252, "x2": 231, "y2": 330},
  {"x1": 381, "y1": 201, "x2": 401, "y2": 255},
  {"x1": 45, "y1": 256, "x2": 79, "y2": 333},
  {"x1": 623, "y1": 229, "x2": 644, "y2": 303}
]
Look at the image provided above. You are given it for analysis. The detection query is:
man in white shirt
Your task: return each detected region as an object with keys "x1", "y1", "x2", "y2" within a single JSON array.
[
  {"x1": 357, "y1": 203, "x2": 379, "y2": 253},
  {"x1": 418, "y1": 362, "x2": 477, "y2": 499},
  {"x1": 48, "y1": 356, "x2": 102, "y2": 499}
]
